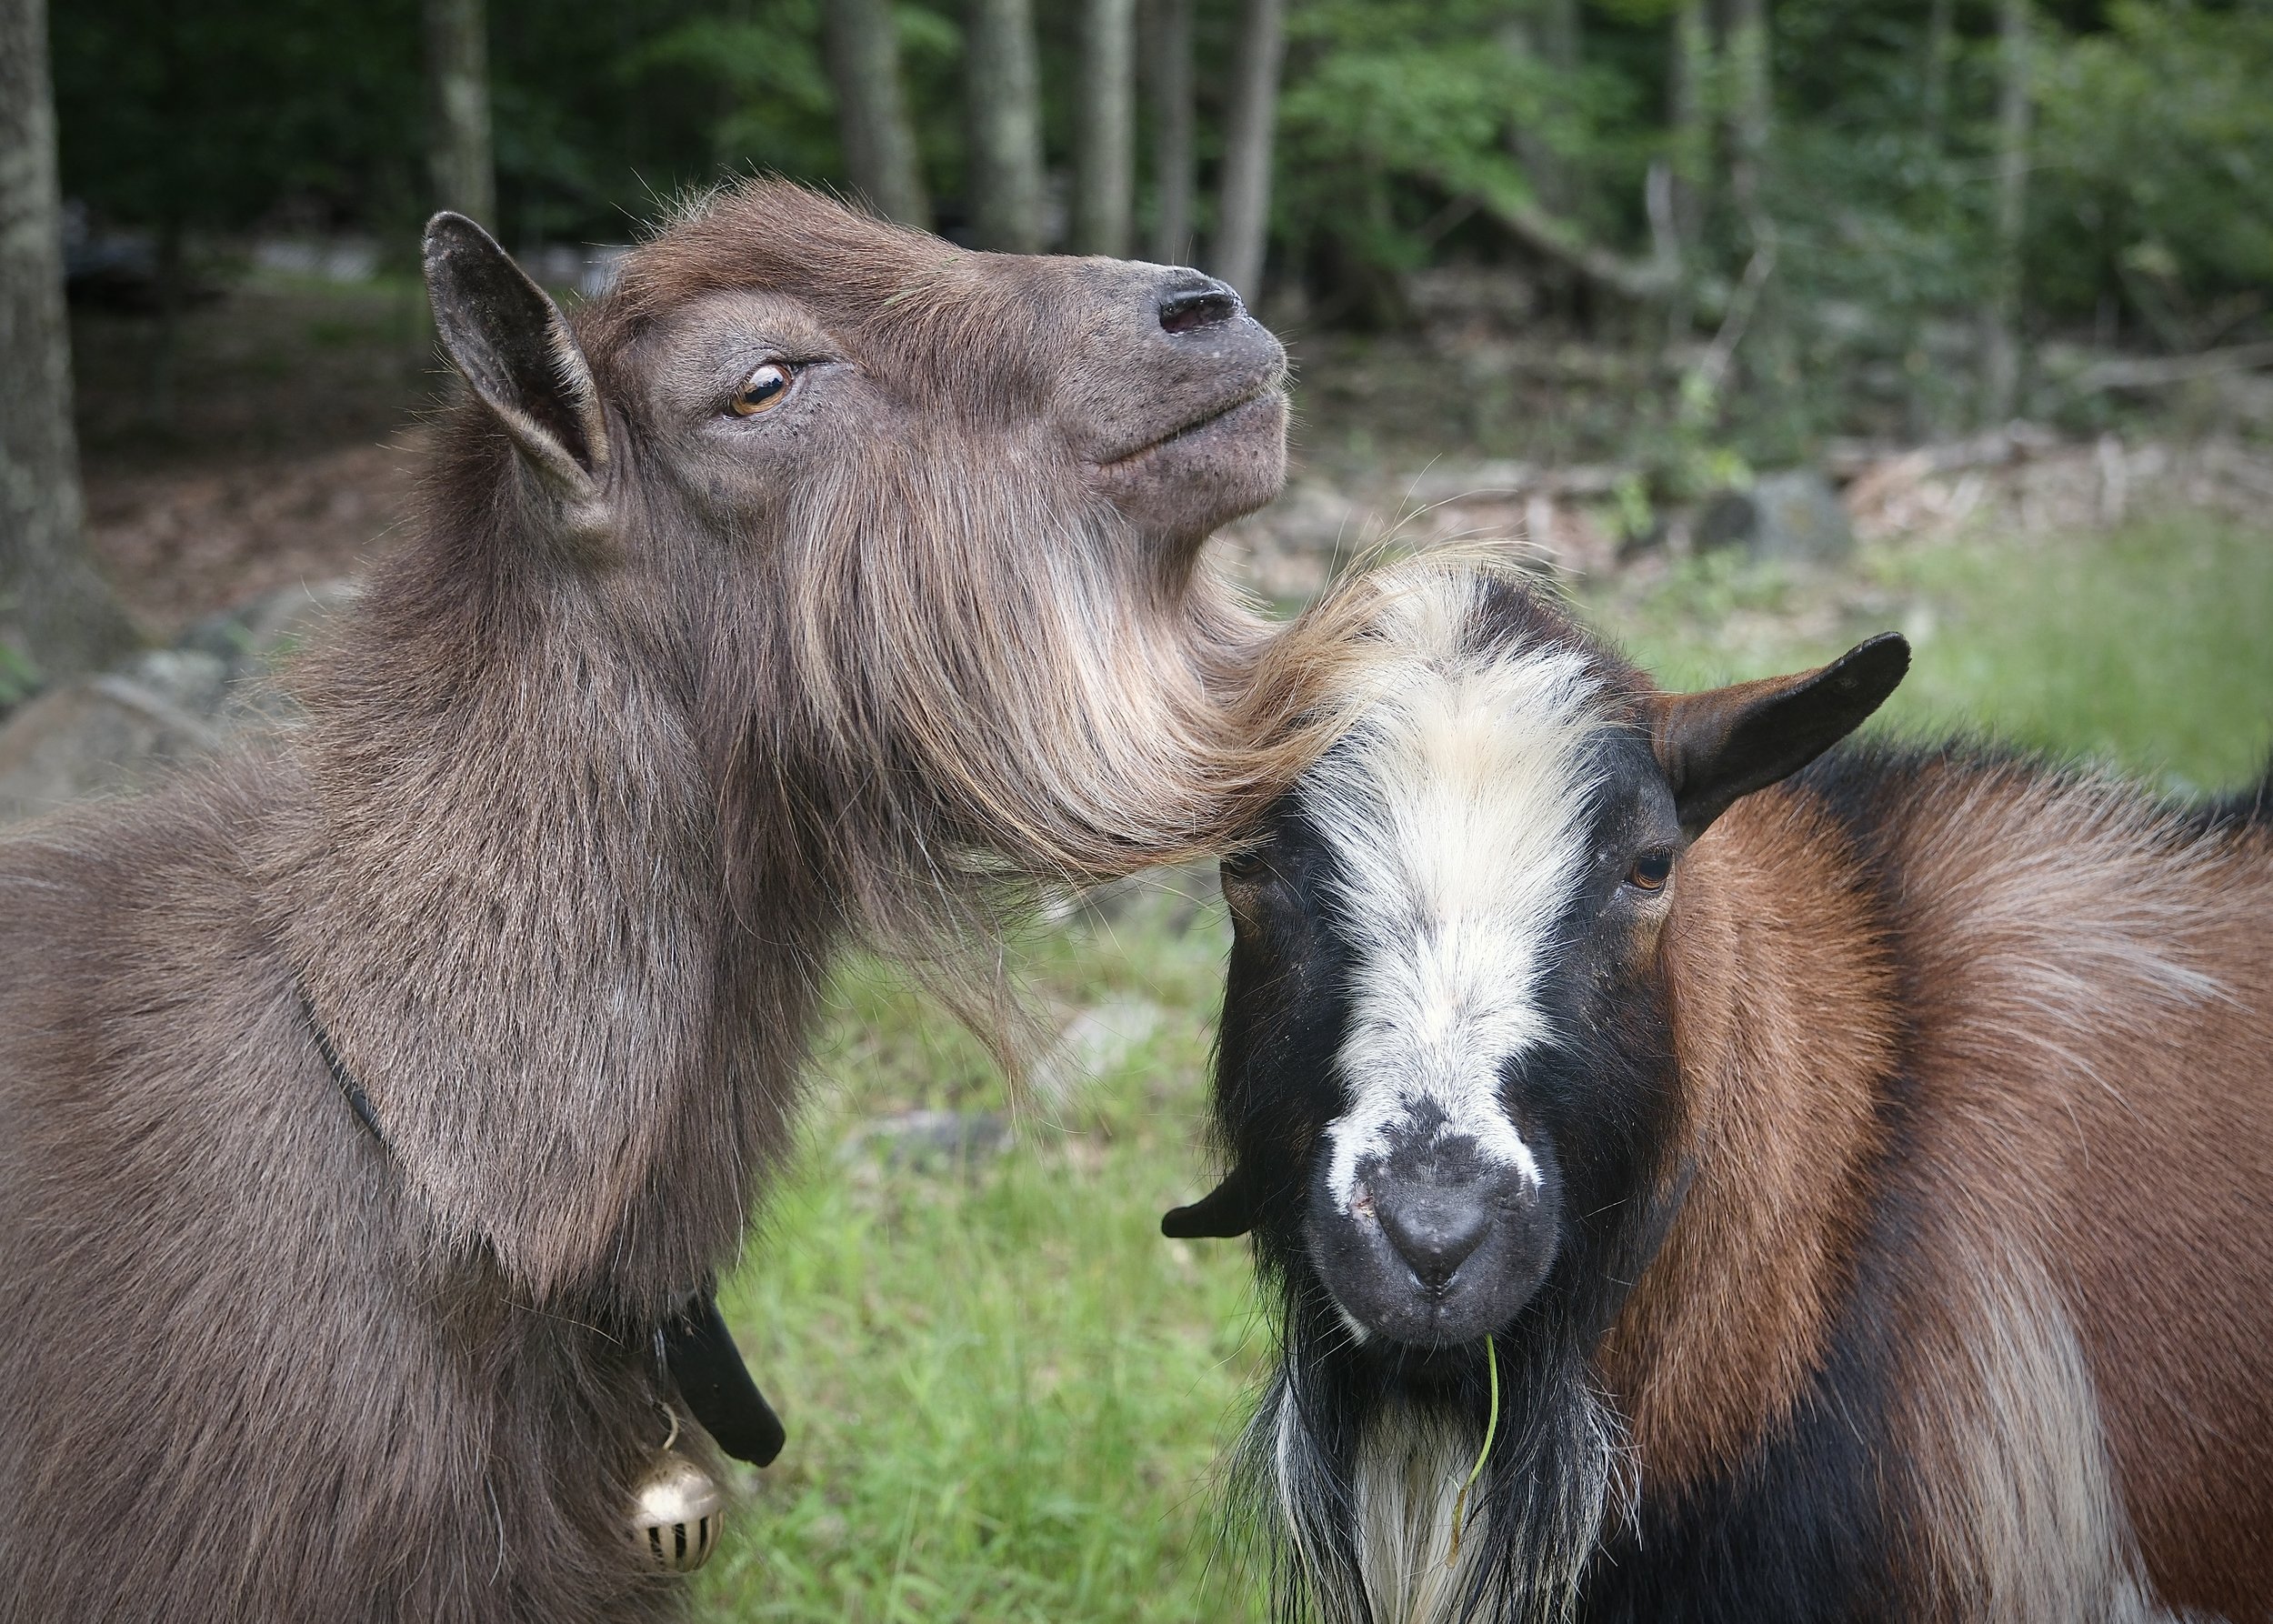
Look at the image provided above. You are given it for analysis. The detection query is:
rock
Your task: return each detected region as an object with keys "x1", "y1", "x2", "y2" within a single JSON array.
[
  {"x1": 122, "y1": 649, "x2": 230, "y2": 715},
  {"x1": 179, "y1": 576, "x2": 359, "y2": 683},
  {"x1": 1694, "y1": 468, "x2": 1855, "y2": 564},
  {"x1": 0, "y1": 579, "x2": 357, "y2": 824},
  {"x1": 183, "y1": 576, "x2": 359, "y2": 727},
  {"x1": 241, "y1": 577, "x2": 359, "y2": 659},
  {"x1": 837, "y1": 1109, "x2": 1015, "y2": 1171},
  {"x1": 0, "y1": 675, "x2": 229, "y2": 824},
  {"x1": 842, "y1": 1109, "x2": 1016, "y2": 1170},
  {"x1": 1031, "y1": 998, "x2": 1166, "y2": 1108}
]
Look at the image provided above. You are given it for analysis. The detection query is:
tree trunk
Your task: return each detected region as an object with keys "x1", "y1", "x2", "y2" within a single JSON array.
[
  {"x1": 965, "y1": 0, "x2": 1046, "y2": 252},
  {"x1": 1668, "y1": 0, "x2": 1712, "y2": 248},
  {"x1": 424, "y1": 0, "x2": 496, "y2": 225},
  {"x1": 0, "y1": 0, "x2": 139, "y2": 690},
  {"x1": 1073, "y1": 0, "x2": 1136, "y2": 256},
  {"x1": 825, "y1": 0, "x2": 930, "y2": 227},
  {"x1": 1466, "y1": 177, "x2": 1680, "y2": 305},
  {"x1": 1922, "y1": 0, "x2": 1955, "y2": 153},
  {"x1": 1540, "y1": 0, "x2": 1579, "y2": 92},
  {"x1": 1669, "y1": 0, "x2": 1784, "y2": 417},
  {"x1": 1510, "y1": 0, "x2": 1580, "y2": 217},
  {"x1": 148, "y1": 0, "x2": 187, "y2": 426},
  {"x1": 1983, "y1": 0, "x2": 2030, "y2": 422},
  {"x1": 1213, "y1": 0, "x2": 1285, "y2": 304},
  {"x1": 1722, "y1": 0, "x2": 1771, "y2": 231},
  {"x1": 1146, "y1": 0, "x2": 1194, "y2": 264}
]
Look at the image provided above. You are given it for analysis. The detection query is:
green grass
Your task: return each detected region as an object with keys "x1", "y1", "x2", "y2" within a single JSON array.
[
  {"x1": 696, "y1": 510, "x2": 2272, "y2": 1620},
  {"x1": 1590, "y1": 513, "x2": 2273, "y2": 794},
  {"x1": 697, "y1": 881, "x2": 1270, "y2": 1624}
]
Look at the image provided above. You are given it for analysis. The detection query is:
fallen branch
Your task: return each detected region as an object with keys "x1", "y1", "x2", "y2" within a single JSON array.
[
  {"x1": 1403, "y1": 461, "x2": 1629, "y2": 506},
  {"x1": 1838, "y1": 422, "x2": 2062, "y2": 517},
  {"x1": 1458, "y1": 173, "x2": 1683, "y2": 304},
  {"x1": 1685, "y1": 239, "x2": 1777, "y2": 414},
  {"x1": 2069, "y1": 340, "x2": 2273, "y2": 393}
]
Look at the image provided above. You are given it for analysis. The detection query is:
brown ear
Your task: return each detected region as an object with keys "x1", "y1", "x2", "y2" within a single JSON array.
[
  {"x1": 423, "y1": 212, "x2": 609, "y2": 497},
  {"x1": 1648, "y1": 634, "x2": 1909, "y2": 838}
]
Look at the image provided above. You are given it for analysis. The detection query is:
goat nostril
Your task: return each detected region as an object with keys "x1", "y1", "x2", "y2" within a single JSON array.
[
  {"x1": 1157, "y1": 282, "x2": 1242, "y2": 335},
  {"x1": 1375, "y1": 1190, "x2": 1492, "y2": 1290}
]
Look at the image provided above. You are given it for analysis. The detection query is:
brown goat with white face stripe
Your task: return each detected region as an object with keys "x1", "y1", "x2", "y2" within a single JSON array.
[
  {"x1": 1173, "y1": 558, "x2": 2273, "y2": 1624},
  {"x1": 0, "y1": 182, "x2": 1327, "y2": 1622}
]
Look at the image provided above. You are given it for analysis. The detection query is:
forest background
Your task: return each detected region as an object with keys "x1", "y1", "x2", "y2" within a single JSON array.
[
  {"x1": 12, "y1": 0, "x2": 2273, "y2": 681},
  {"x1": 47, "y1": 0, "x2": 2273, "y2": 432}
]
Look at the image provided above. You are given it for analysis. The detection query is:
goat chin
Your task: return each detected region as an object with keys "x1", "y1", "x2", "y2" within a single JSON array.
[{"x1": 1246, "y1": 1295, "x2": 1627, "y2": 1624}]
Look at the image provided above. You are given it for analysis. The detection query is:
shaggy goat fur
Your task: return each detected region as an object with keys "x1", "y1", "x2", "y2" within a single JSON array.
[
  {"x1": 0, "y1": 182, "x2": 1344, "y2": 1622},
  {"x1": 1182, "y1": 559, "x2": 2273, "y2": 1623}
]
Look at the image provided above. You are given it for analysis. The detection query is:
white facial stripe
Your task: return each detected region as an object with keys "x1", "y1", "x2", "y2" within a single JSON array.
[{"x1": 1304, "y1": 583, "x2": 1605, "y2": 1209}]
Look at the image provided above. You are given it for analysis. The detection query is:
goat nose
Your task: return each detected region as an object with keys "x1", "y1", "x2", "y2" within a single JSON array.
[
  {"x1": 1157, "y1": 277, "x2": 1243, "y2": 335},
  {"x1": 1374, "y1": 1181, "x2": 1494, "y2": 1290}
]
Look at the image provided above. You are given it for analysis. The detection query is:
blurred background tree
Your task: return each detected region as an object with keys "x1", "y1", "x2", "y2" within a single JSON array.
[
  {"x1": 425, "y1": 0, "x2": 496, "y2": 225},
  {"x1": 3, "y1": 0, "x2": 138, "y2": 691},
  {"x1": 43, "y1": 0, "x2": 2272, "y2": 447}
]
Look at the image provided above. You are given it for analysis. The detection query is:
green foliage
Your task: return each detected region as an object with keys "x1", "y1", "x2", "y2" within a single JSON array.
[
  {"x1": 1277, "y1": 0, "x2": 1618, "y2": 258},
  {"x1": 2033, "y1": 3, "x2": 2273, "y2": 338},
  {"x1": 0, "y1": 637, "x2": 40, "y2": 710},
  {"x1": 481, "y1": 0, "x2": 824, "y2": 246},
  {"x1": 1269, "y1": 0, "x2": 1659, "y2": 323},
  {"x1": 54, "y1": 0, "x2": 425, "y2": 236},
  {"x1": 632, "y1": 6, "x2": 839, "y2": 182},
  {"x1": 52, "y1": 0, "x2": 2273, "y2": 401}
]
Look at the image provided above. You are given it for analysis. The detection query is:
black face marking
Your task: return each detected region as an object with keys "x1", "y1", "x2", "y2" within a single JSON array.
[{"x1": 1199, "y1": 649, "x2": 1687, "y2": 1354}]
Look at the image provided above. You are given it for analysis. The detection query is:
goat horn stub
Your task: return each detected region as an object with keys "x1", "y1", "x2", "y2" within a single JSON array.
[{"x1": 1162, "y1": 1168, "x2": 1263, "y2": 1239}]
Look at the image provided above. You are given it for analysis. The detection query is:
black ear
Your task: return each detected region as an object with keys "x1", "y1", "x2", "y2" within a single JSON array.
[
  {"x1": 423, "y1": 212, "x2": 609, "y2": 496},
  {"x1": 1649, "y1": 634, "x2": 1909, "y2": 838},
  {"x1": 1161, "y1": 1164, "x2": 1262, "y2": 1239}
]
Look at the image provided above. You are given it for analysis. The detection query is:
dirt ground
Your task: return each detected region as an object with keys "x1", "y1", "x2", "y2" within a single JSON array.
[{"x1": 74, "y1": 280, "x2": 436, "y2": 631}]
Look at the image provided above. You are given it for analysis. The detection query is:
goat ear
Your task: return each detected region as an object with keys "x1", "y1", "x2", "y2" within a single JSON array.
[
  {"x1": 1648, "y1": 634, "x2": 1909, "y2": 838},
  {"x1": 423, "y1": 212, "x2": 609, "y2": 498},
  {"x1": 1162, "y1": 1164, "x2": 1263, "y2": 1239}
]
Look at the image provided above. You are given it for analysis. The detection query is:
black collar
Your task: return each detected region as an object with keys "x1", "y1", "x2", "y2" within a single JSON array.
[{"x1": 299, "y1": 983, "x2": 387, "y2": 1147}]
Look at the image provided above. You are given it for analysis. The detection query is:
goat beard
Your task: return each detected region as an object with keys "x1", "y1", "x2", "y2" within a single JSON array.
[
  {"x1": 700, "y1": 445, "x2": 1344, "y2": 1028},
  {"x1": 1238, "y1": 1281, "x2": 1633, "y2": 1624}
]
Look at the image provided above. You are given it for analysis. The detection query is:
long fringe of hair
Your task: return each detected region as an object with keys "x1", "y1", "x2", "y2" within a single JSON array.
[
  {"x1": 698, "y1": 446, "x2": 1404, "y2": 1059},
  {"x1": 1237, "y1": 1278, "x2": 1632, "y2": 1624}
]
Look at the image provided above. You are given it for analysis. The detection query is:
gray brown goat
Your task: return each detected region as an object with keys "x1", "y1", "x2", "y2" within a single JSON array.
[{"x1": 0, "y1": 180, "x2": 1324, "y2": 1622}]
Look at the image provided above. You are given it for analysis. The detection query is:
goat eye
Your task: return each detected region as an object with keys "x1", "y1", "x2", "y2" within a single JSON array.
[
  {"x1": 1627, "y1": 852, "x2": 1673, "y2": 892},
  {"x1": 729, "y1": 363, "x2": 793, "y2": 416}
]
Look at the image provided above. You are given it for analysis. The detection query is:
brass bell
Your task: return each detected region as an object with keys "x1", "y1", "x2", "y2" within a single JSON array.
[{"x1": 627, "y1": 1449, "x2": 724, "y2": 1573}]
